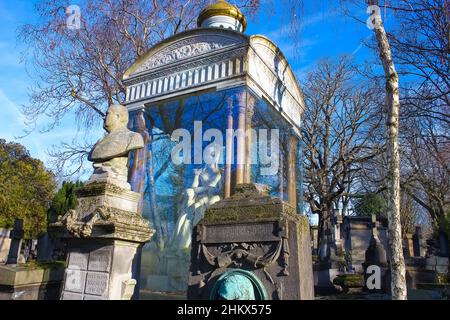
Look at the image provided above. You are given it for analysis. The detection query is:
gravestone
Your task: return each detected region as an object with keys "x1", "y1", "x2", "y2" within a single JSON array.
[
  {"x1": 413, "y1": 226, "x2": 425, "y2": 257},
  {"x1": 188, "y1": 183, "x2": 314, "y2": 300},
  {"x1": 328, "y1": 213, "x2": 345, "y2": 267},
  {"x1": 362, "y1": 215, "x2": 388, "y2": 293},
  {"x1": 342, "y1": 215, "x2": 388, "y2": 273},
  {"x1": 6, "y1": 219, "x2": 24, "y2": 266},
  {"x1": 37, "y1": 233, "x2": 53, "y2": 262},
  {"x1": 438, "y1": 231, "x2": 449, "y2": 257}
]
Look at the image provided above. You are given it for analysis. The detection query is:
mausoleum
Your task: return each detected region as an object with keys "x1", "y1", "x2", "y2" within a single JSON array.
[{"x1": 123, "y1": 0, "x2": 306, "y2": 296}]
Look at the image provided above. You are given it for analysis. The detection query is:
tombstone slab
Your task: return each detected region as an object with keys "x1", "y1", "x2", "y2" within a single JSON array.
[{"x1": 188, "y1": 183, "x2": 314, "y2": 300}]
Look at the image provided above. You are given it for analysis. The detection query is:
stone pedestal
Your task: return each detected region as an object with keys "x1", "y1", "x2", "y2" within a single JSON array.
[
  {"x1": 0, "y1": 262, "x2": 64, "y2": 300},
  {"x1": 188, "y1": 184, "x2": 314, "y2": 300},
  {"x1": 50, "y1": 181, "x2": 154, "y2": 300}
]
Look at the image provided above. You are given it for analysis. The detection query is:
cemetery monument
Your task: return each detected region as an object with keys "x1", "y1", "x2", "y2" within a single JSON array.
[{"x1": 50, "y1": 104, "x2": 154, "y2": 300}]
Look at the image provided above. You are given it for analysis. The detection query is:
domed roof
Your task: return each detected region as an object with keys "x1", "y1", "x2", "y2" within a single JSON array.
[{"x1": 197, "y1": 0, "x2": 247, "y2": 31}]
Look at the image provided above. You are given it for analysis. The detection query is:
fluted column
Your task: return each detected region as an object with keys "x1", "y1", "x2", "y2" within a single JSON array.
[
  {"x1": 244, "y1": 94, "x2": 255, "y2": 183},
  {"x1": 224, "y1": 98, "x2": 234, "y2": 198},
  {"x1": 279, "y1": 148, "x2": 284, "y2": 200},
  {"x1": 287, "y1": 135, "x2": 298, "y2": 209},
  {"x1": 235, "y1": 92, "x2": 246, "y2": 185}
]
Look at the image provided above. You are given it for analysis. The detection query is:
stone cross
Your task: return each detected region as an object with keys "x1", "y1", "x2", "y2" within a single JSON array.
[{"x1": 6, "y1": 219, "x2": 24, "y2": 265}]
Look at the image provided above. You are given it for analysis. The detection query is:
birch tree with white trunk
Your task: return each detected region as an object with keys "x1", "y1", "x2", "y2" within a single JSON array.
[{"x1": 367, "y1": 0, "x2": 407, "y2": 300}]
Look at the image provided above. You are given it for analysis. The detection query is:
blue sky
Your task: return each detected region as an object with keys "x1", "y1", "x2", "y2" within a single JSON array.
[{"x1": 0, "y1": 0, "x2": 380, "y2": 178}]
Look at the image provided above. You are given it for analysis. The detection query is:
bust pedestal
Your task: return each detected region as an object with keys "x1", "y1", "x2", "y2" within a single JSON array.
[
  {"x1": 188, "y1": 183, "x2": 314, "y2": 300},
  {"x1": 50, "y1": 180, "x2": 154, "y2": 300}
]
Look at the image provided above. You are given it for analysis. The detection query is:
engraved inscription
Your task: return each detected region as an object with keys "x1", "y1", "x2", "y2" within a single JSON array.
[
  {"x1": 84, "y1": 295, "x2": 106, "y2": 300},
  {"x1": 61, "y1": 292, "x2": 83, "y2": 300},
  {"x1": 64, "y1": 269, "x2": 86, "y2": 293},
  {"x1": 88, "y1": 248, "x2": 112, "y2": 272},
  {"x1": 68, "y1": 251, "x2": 88, "y2": 270},
  {"x1": 84, "y1": 272, "x2": 109, "y2": 296},
  {"x1": 203, "y1": 222, "x2": 279, "y2": 244}
]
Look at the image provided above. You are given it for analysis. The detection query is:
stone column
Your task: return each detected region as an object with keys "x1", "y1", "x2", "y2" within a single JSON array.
[
  {"x1": 287, "y1": 135, "x2": 298, "y2": 208},
  {"x1": 235, "y1": 92, "x2": 246, "y2": 185},
  {"x1": 403, "y1": 233, "x2": 414, "y2": 258},
  {"x1": 244, "y1": 95, "x2": 255, "y2": 184},
  {"x1": 278, "y1": 149, "x2": 284, "y2": 200},
  {"x1": 332, "y1": 210, "x2": 343, "y2": 256},
  {"x1": 224, "y1": 98, "x2": 234, "y2": 198}
]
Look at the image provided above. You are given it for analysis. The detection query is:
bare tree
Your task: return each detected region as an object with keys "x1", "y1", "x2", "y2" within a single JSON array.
[
  {"x1": 343, "y1": 0, "x2": 448, "y2": 240},
  {"x1": 384, "y1": 0, "x2": 450, "y2": 235},
  {"x1": 18, "y1": 0, "x2": 261, "y2": 176},
  {"x1": 402, "y1": 113, "x2": 450, "y2": 230},
  {"x1": 301, "y1": 57, "x2": 383, "y2": 251},
  {"x1": 385, "y1": 0, "x2": 449, "y2": 128}
]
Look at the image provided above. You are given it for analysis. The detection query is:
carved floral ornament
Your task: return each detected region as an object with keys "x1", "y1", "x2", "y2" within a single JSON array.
[
  {"x1": 195, "y1": 235, "x2": 290, "y2": 300},
  {"x1": 58, "y1": 205, "x2": 152, "y2": 240},
  {"x1": 135, "y1": 35, "x2": 241, "y2": 73}
]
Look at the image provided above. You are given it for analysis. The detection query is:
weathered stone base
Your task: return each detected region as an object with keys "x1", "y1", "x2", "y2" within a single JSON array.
[
  {"x1": 50, "y1": 180, "x2": 154, "y2": 300},
  {"x1": 0, "y1": 263, "x2": 64, "y2": 300},
  {"x1": 313, "y1": 264, "x2": 343, "y2": 295},
  {"x1": 60, "y1": 239, "x2": 139, "y2": 300},
  {"x1": 188, "y1": 184, "x2": 314, "y2": 300}
]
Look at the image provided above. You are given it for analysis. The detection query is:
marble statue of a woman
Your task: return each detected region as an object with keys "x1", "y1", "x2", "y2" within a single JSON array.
[{"x1": 170, "y1": 144, "x2": 222, "y2": 251}]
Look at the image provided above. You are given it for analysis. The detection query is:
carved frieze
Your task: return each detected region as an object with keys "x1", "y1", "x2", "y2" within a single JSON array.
[{"x1": 135, "y1": 35, "x2": 242, "y2": 74}]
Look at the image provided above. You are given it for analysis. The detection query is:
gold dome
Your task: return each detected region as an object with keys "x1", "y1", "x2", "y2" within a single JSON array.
[{"x1": 197, "y1": 0, "x2": 247, "y2": 31}]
